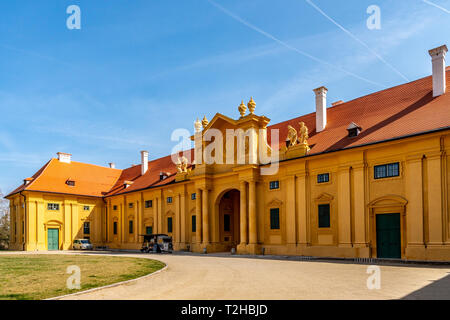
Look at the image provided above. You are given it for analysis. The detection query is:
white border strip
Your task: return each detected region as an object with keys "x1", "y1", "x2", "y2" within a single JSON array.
[{"x1": 46, "y1": 263, "x2": 168, "y2": 300}]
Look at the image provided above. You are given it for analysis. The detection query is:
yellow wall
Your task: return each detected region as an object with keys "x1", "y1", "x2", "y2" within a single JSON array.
[{"x1": 8, "y1": 192, "x2": 104, "y2": 251}]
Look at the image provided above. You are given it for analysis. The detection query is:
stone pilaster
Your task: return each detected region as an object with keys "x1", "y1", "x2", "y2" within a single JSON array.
[
  {"x1": 296, "y1": 171, "x2": 308, "y2": 248},
  {"x1": 337, "y1": 166, "x2": 352, "y2": 247},
  {"x1": 196, "y1": 188, "x2": 202, "y2": 244},
  {"x1": 426, "y1": 151, "x2": 444, "y2": 245},
  {"x1": 248, "y1": 180, "x2": 257, "y2": 244},
  {"x1": 202, "y1": 189, "x2": 210, "y2": 246},
  {"x1": 286, "y1": 175, "x2": 297, "y2": 252},
  {"x1": 405, "y1": 154, "x2": 425, "y2": 253}
]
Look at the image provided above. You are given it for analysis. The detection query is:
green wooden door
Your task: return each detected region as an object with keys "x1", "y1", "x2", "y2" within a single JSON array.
[
  {"x1": 47, "y1": 228, "x2": 59, "y2": 251},
  {"x1": 376, "y1": 213, "x2": 401, "y2": 259}
]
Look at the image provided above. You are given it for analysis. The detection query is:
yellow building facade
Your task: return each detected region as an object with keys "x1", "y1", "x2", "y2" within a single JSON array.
[
  {"x1": 6, "y1": 45, "x2": 450, "y2": 261},
  {"x1": 7, "y1": 127, "x2": 450, "y2": 261},
  {"x1": 8, "y1": 192, "x2": 104, "y2": 251}
]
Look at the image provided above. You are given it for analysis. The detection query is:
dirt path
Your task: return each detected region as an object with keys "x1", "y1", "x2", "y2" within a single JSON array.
[{"x1": 48, "y1": 252, "x2": 450, "y2": 300}]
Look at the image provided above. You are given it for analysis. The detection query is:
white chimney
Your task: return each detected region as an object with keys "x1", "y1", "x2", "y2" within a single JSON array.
[
  {"x1": 141, "y1": 150, "x2": 149, "y2": 175},
  {"x1": 313, "y1": 86, "x2": 328, "y2": 133},
  {"x1": 429, "y1": 45, "x2": 448, "y2": 97},
  {"x1": 109, "y1": 162, "x2": 116, "y2": 169},
  {"x1": 57, "y1": 152, "x2": 72, "y2": 163}
]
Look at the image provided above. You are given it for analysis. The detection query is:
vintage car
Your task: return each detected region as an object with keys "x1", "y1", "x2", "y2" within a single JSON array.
[
  {"x1": 73, "y1": 239, "x2": 94, "y2": 250},
  {"x1": 140, "y1": 234, "x2": 173, "y2": 253}
]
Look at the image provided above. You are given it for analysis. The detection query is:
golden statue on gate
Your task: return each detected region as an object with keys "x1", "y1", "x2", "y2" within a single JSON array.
[
  {"x1": 299, "y1": 122, "x2": 309, "y2": 146},
  {"x1": 176, "y1": 156, "x2": 189, "y2": 173},
  {"x1": 287, "y1": 125, "x2": 298, "y2": 147},
  {"x1": 282, "y1": 122, "x2": 310, "y2": 160}
]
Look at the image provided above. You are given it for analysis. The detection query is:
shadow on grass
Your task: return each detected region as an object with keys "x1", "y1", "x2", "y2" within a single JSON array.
[{"x1": 0, "y1": 293, "x2": 30, "y2": 300}]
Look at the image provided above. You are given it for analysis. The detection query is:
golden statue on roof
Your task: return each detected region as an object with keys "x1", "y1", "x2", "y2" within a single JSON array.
[
  {"x1": 175, "y1": 155, "x2": 191, "y2": 182},
  {"x1": 299, "y1": 122, "x2": 309, "y2": 145},
  {"x1": 287, "y1": 125, "x2": 298, "y2": 147},
  {"x1": 176, "y1": 156, "x2": 189, "y2": 173},
  {"x1": 282, "y1": 122, "x2": 310, "y2": 160}
]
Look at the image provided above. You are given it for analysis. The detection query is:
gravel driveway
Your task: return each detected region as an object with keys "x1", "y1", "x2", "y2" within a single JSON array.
[{"x1": 45, "y1": 252, "x2": 450, "y2": 300}]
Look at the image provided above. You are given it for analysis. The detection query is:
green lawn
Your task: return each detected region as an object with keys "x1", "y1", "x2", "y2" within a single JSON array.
[{"x1": 0, "y1": 254, "x2": 165, "y2": 300}]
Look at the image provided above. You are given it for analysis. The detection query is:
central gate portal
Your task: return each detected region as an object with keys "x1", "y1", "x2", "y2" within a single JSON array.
[{"x1": 218, "y1": 190, "x2": 240, "y2": 252}]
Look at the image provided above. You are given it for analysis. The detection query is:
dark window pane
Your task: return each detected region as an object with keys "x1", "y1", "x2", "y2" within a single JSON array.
[
  {"x1": 387, "y1": 163, "x2": 399, "y2": 177},
  {"x1": 318, "y1": 204, "x2": 331, "y2": 228},
  {"x1": 394, "y1": 163, "x2": 399, "y2": 176},
  {"x1": 375, "y1": 165, "x2": 385, "y2": 179},
  {"x1": 167, "y1": 217, "x2": 173, "y2": 233},
  {"x1": 270, "y1": 208, "x2": 280, "y2": 230},
  {"x1": 192, "y1": 215, "x2": 196, "y2": 232},
  {"x1": 318, "y1": 173, "x2": 330, "y2": 183},
  {"x1": 146, "y1": 226, "x2": 153, "y2": 235},
  {"x1": 375, "y1": 163, "x2": 399, "y2": 179},
  {"x1": 84, "y1": 222, "x2": 90, "y2": 234},
  {"x1": 191, "y1": 193, "x2": 196, "y2": 200},
  {"x1": 269, "y1": 181, "x2": 280, "y2": 190},
  {"x1": 129, "y1": 220, "x2": 133, "y2": 234},
  {"x1": 224, "y1": 215, "x2": 231, "y2": 232},
  {"x1": 47, "y1": 203, "x2": 59, "y2": 211},
  {"x1": 113, "y1": 222, "x2": 118, "y2": 235}
]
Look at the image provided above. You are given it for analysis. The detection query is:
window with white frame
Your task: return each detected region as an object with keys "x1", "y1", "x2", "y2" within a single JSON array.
[
  {"x1": 374, "y1": 163, "x2": 399, "y2": 179},
  {"x1": 47, "y1": 203, "x2": 59, "y2": 211},
  {"x1": 269, "y1": 181, "x2": 280, "y2": 190},
  {"x1": 317, "y1": 173, "x2": 330, "y2": 184}
]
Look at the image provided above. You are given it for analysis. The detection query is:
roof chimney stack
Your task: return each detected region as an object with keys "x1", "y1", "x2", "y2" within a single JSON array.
[
  {"x1": 141, "y1": 150, "x2": 149, "y2": 175},
  {"x1": 109, "y1": 162, "x2": 115, "y2": 169},
  {"x1": 429, "y1": 45, "x2": 448, "y2": 97},
  {"x1": 314, "y1": 86, "x2": 328, "y2": 133},
  {"x1": 57, "y1": 152, "x2": 72, "y2": 164}
]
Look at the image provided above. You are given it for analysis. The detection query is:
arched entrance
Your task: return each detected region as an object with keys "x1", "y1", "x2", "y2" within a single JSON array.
[{"x1": 218, "y1": 189, "x2": 240, "y2": 251}]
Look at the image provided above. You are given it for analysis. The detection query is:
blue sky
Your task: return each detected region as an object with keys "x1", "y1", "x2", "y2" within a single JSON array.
[{"x1": 0, "y1": 0, "x2": 449, "y2": 195}]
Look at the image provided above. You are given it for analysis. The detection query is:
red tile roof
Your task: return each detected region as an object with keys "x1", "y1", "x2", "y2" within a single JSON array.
[
  {"x1": 268, "y1": 67, "x2": 450, "y2": 154},
  {"x1": 104, "y1": 152, "x2": 194, "y2": 196},
  {"x1": 6, "y1": 158, "x2": 122, "y2": 198},
  {"x1": 6, "y1": 160, "x2": 52, "y2": 197},
  {"x1": 6, "y1": 68, "x2": 450, "y2": 198}
]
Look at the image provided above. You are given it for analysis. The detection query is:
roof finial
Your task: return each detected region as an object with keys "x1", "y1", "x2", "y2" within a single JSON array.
[
  {"x1": 194, "y1": 118, "x2": 202, "y2": 133},
  {"x1": 247, "y1": 97, "x2": 256, "y2": 114},
  {"x1": 202, "y1": 116, "x2": 209, "y2": 129},
  {"x1": 238, "y1": 100, "x2": 247, "y2": 118}
]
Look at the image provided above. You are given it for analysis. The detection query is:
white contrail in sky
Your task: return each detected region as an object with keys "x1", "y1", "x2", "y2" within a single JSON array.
[
  {"x1": 0, "y1": 44, "x2": 72, "y2": 67},
  {"x1": 206, "y1": 0, "x2": 386, "y2": 88},
  {"x1": 422, "y1": 0, "x2": 450, "y2": 13},
  {"x1": 305, "y1": 0, "x2": 410, "y2": 82}
]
